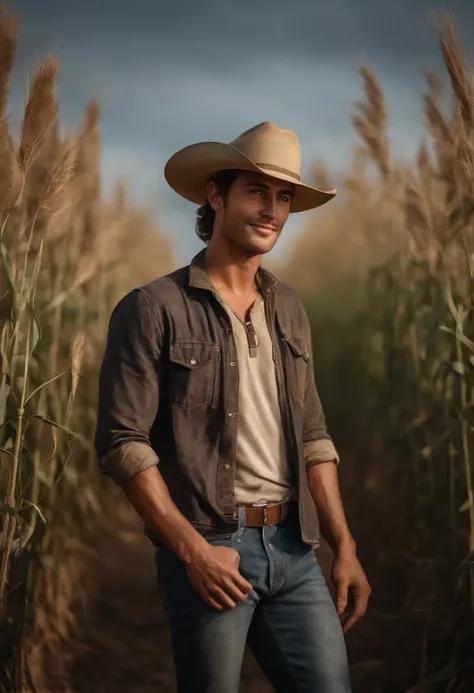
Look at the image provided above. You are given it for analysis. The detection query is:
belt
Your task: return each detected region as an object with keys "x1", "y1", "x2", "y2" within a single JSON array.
[{"x1": 242, "y1": 501, "x2": 297, "y2": 527}]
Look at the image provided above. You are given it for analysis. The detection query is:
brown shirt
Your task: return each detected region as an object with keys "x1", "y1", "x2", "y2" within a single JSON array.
[{"x1": 94, "y1": 248, "x2": 339, "y2": 547}]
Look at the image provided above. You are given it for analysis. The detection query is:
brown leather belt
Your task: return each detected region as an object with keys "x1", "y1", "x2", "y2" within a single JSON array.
[{"x1": 242, "y1": 501, "x2": 297, "y2": 527}]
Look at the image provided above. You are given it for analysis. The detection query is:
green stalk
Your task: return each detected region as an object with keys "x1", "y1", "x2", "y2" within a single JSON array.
[
  {"x1": 47, "y1": 245, "x2": 66, "y2": 486},
  {"x1": 448, "y1": 440, "x2": 457, "y2": 558},
  {"x1": 0, "y1": 324, "x2": 30, "y2": 618},
  {"x1": 20, "y1": 388, "x2": 48, "y2": 548},
  {"x1": 456, "y1": 331, "x2": 474, "y2": 558}
]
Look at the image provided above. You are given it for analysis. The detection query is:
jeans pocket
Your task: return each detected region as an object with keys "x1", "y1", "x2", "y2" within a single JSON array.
[
  {"x1": 198, "y1": 531, "x2": 235, "y2": 544},
  {"x1": 198, "y1": 525, "x2": 247, "y2": 546}
]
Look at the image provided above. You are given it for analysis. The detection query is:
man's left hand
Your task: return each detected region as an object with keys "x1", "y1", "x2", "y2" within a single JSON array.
[{"x1": 331, "y1": 548, "x2": 371, "y2": 633}]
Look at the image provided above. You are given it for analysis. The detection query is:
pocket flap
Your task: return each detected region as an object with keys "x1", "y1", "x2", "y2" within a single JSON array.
[
  {"x1": 282, "y1": 334, "x2": 309, "y2": 361},
  {"x1": 169, "y1": 342, "x2": 219, "y2": 369}
]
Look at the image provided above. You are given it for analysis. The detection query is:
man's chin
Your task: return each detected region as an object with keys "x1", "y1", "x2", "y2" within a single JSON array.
[
  {"x1": 228, "y1": 232, "x2": 279, "y2": 258},
  {"x1": 245, "y1": 232, "x2": 279, "y2": 255},
  {"x1": 244, "y1": 240, "x2": 277, "y2": 257}
]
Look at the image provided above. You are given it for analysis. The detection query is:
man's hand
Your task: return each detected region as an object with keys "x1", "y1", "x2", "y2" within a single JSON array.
[
  {"x1": 306, "y1": 461, "x2": 371, "y2": 633},
  {"x1": 332, "y1": 547, "x2": 371, "y2": 633},
  {"x1": 121, "y1": 466, "x2": 253, "y2": 611},
  {"x1": 185, "y1": 544, "x2": 253, "y2": 611}
]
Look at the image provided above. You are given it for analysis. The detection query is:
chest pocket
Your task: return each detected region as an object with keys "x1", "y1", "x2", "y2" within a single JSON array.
[
  {"x1": 281, "y1": 334, "x2": 309, "y2": 404},
  {"x1": 168, "y1": 341, "x2": 220, "y2": 409}
]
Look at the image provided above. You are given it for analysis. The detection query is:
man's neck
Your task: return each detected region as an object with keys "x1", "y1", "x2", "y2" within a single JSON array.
[{"x1": 204, "y1": 242, "x2": 261, "y2": 297}]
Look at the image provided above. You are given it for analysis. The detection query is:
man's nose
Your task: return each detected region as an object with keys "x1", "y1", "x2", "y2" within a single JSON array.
[{"x1": 261, "y1": 196, "x2": 277, "y2": 219}]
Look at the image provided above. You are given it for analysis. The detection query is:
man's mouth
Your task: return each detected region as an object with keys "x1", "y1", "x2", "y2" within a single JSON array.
[{"x1": 249, "y1": 223, "x2": 278, "y2": 236}]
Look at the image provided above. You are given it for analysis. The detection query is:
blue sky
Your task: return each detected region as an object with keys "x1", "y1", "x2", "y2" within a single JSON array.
[{"x1": 5, "y1": 0, "x2": 474, "y2": 266}]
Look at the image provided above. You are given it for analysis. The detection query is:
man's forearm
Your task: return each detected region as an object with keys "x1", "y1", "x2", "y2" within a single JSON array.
[
  {"x1": 306, "y1": 461, "x2": 355, "y2": 554},
  {"x1": 121, "y1": 465, "x2": 209, "y2": 565}
]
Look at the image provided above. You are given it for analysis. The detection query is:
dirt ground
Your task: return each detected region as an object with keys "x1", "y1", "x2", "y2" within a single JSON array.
[{"x1": 68, "y1": 513, "x2": 292, "y2": 693}]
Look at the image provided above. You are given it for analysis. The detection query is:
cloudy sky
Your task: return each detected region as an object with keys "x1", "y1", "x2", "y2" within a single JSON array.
[{"x1": 5, "y1": 0, "x2": 474, "y2": 266}]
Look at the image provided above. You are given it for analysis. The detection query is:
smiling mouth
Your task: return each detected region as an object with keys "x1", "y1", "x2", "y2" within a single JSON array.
[{"x1": 249, "y1": 223, "x2": 278, "y2": 234}]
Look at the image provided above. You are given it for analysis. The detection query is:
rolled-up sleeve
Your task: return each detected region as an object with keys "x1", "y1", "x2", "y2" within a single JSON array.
[
  {"x1": 300, "y1": 308, "x2": 340, "y2": 468},
  {"x1": 94, "y1": 288, "x2": 162, "y2": 485}
]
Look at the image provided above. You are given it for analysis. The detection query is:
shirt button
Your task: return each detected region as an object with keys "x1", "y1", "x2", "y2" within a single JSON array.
[
  {"x1": 224, "y1": 463, "x2": 230, "y2": 470},
  {"x1": 190, "y1": 358, "x2": 197, "y2": 365},
  {"x1": 230, "y1": 361, "x2": 236, "y2": 367}
]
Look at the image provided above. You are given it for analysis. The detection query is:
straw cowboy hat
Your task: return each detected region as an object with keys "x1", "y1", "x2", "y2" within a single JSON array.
[{"x1": 164, "y1": 121, "x2": 337, "y2": 213}]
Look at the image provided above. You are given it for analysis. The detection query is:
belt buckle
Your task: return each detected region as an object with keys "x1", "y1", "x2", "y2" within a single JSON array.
[{"x1": 263, "y1": 507, "x2": 268, "y2": 525}]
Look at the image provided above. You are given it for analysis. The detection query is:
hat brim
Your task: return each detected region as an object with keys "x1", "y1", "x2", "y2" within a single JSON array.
[{"x1": 164, "y1": 141, "x2": 336, "y2": 213}]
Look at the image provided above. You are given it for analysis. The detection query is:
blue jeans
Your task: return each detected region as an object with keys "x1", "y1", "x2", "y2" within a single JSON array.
[{"x1": 153, "y1": 509, "x2": 352, "y2": 693}]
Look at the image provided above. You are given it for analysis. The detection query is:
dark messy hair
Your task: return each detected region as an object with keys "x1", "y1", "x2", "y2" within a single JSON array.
[{"x1": 195, "y1": 169, "x2": 239, "y2": 244}]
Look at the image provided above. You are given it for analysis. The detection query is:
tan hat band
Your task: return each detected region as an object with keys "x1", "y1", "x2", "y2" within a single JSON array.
[{"x1": 255, "y1": 163, "x2": 301, "y2": 182}]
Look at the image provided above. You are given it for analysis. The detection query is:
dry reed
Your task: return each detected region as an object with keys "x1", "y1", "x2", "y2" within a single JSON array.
[
  {"x1": 279, "y1": 13, "x2": 474, "y2": 693},
  {"x1": 0, "y1": 5, "x2": 174, "y2": 690},
  {"x1": 2, "y1": 3, "x2": 472, "y2": 692}
]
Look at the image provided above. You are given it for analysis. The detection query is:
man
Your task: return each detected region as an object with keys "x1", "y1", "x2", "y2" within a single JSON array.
[{"x1": 94, "y1": 121, "x2": 371, "y2": 693}]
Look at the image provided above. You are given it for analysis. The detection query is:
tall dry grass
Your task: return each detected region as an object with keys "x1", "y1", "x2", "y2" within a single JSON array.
[
  {"x1": 0, "y1": 6, "x2": 173, "y2": 691},
  {"x1": 279, "y1": 14, "x2": 474, "y2": 693},
  {"x1": 2, "y1": 4, "x2": 473, "y2": 691}
]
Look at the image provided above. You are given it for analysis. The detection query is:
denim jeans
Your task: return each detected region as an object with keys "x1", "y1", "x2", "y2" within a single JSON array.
[{"x1": 153, "y1": 508, "x2": 352, "y2": 693}]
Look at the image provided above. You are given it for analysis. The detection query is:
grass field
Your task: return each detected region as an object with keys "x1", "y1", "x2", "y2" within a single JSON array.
[
  {"x1": 0, "y1": 5, "x2": 173, "y2": 690},
  {"x1": 1, "y1": 4, "x2": 473, "y2": 692},
  {"x1": 278, "y1": 15, "x2": 474, "y2": 692}
]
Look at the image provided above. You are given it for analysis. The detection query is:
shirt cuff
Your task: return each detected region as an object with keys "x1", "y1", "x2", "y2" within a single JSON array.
[
  {"x1": 304, "y1": 439, "x2": 340, "y2": 468},
  {"x1": 99, "y1": 441, "x2": 159, "y2": 485}
]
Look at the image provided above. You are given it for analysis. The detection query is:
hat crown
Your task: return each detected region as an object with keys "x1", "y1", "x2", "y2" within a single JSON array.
[
  {"x1": 229, "y1": 121, "x2": 302, "y2": 179},
  {"x1": 163, "y1": 120, "x2": 336, "y2": 213}
]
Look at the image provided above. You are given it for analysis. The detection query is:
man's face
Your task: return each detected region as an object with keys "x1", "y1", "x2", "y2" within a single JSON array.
[{"x1": 209, "y1": 170, "x2": 294, "y2": 256}]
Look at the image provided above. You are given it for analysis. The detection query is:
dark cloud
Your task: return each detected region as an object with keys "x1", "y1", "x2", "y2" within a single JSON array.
[
  {"x1": 5, "y1": 0, "x2": 474, "y2": 264},
  {"x1": 9, "y1": 0, "x2": 473, "y2": 69}
]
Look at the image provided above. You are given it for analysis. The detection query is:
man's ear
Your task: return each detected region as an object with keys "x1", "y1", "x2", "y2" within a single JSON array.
[{"x1": 206, "y1": 180, "x2": 224, "y2": 212}]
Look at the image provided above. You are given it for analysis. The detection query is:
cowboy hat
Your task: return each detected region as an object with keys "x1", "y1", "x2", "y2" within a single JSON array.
[{"x1": 164, "y1": 121, "x2": 337, "y2": 213}]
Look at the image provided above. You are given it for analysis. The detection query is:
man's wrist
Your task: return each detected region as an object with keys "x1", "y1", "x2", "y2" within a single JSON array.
[
  {"x1": 332, "y1": 534, "x2": 356, "y2": 556},
  {"x1": 322, "y1": 528, "x2": 356, "y2": 556},
  {"x1": 176, "y1": 532, "x2": 210, "y2": 566}
]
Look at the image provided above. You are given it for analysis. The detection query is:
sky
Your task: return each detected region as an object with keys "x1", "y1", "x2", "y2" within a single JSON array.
[{"x1": 5, "y1": 0, "x2": 474, "y2": 267}]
